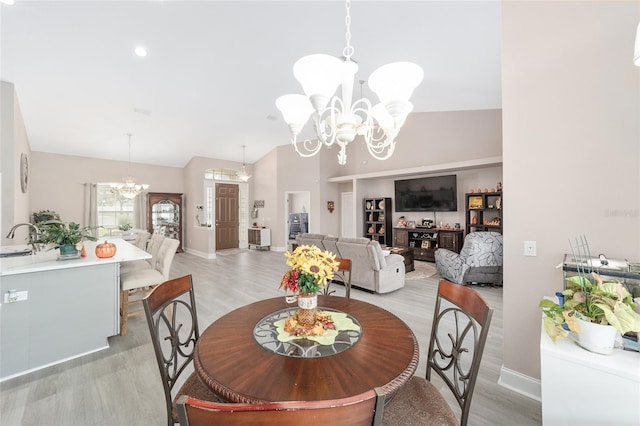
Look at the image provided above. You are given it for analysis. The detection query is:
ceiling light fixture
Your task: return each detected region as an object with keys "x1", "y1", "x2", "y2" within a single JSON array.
[
  {"x1": 276, "y1": 0, "x2": 423, "y2": 166},
  {"x1": 237, "y1": 145, "x2": 251, "y2": 182},
  {"x1": 111, "y1": 133, "x2": 149, "y2": 199},
  {"x1": 134, "y1": 46, "x2": 148, "y2": 57}
]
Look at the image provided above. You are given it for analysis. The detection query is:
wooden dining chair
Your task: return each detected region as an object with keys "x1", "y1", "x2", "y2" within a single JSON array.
[
  {"x1": 177, "y1": 387, "x2": 385, "y2": 426},
  {"x1": 322, "y1": 257, "x2": 352, "y2": 299},
  {"x1": 382, "y1": 279, "x2": 493, "y2": 426},
  {"x1": 143, "y1": 275, "x2": 223, "y2": 426}
]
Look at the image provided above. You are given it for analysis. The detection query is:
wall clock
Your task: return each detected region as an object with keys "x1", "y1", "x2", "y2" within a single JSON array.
[{"x1": 20, "y1": 153, "x2": 28, "y2": 193}]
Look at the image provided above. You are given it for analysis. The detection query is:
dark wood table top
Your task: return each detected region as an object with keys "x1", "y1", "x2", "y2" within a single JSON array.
[{"x1": 194, "y1": 296, "x2": 419, "y2": 403}]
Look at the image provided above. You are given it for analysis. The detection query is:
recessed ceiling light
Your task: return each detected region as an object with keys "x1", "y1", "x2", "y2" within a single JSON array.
[{"x1": 134, "y1": 46, "x2": 148, "y2": 57}]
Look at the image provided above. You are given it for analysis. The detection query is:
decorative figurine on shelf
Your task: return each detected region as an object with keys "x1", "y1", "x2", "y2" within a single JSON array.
[
  {"x1": 497, "y1": 181, "x2": 502, "y2": 191},
  {"x1": 496, "y1": 198, "x2": 502, "y2": 210},
  {"x1": 472, "y1": 216, "x2": 478, "y2": 225},
  {"x1": 368, "y1": 226, "x2": 375, "y2": 234},
  {"x1": 396, "y1": 216, "x2": 407, "y2": 228},
  {"x1": 469, "y1": 189, "x2": 475, "y2": 193},
  {"x1": 379, "y1": 226, "x2": 385, "y2": 234}
]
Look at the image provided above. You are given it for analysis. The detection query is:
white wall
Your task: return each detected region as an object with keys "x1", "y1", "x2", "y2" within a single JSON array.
[
  {"x1": 502, "y1": 1, "x2": 640, "y2": 384},
  {"x1": 1, "y1": 82, "x2": 31, "y2": 246},
  {"x1": 29, "y1": 151, "x2": 184, "y2": 227}
]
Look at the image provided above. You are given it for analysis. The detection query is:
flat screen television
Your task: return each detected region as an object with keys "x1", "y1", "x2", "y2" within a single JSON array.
[{"x1": 395, "y1": 175, "x2": 457, "y2": 212}]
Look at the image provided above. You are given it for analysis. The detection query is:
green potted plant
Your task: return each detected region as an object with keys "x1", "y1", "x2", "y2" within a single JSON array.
[
  {"x1": 539, "y1": 272, "x2": 640, "y2": 354},
  {"x1": 37, "y1": 220, "x2": 97, "y2": 256}
]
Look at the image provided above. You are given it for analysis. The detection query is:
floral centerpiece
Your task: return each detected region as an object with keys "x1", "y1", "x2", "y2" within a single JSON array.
[
  {"x1": 280, "y1": 245, "x2": 339, "y2": 331},
  {"x1": 539, "y1": 272, "x2": 640, "y2": 350}
]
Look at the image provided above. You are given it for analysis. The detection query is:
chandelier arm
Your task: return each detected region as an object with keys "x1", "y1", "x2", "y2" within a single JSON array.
[
  {"x1": 366, "y1": 139, "x2": 397, "y2": 161},
  {"x1": 291, "y1": 134, "x2": 325, "y2": 158},
  {"x1": 314, "y1": 96, "x2": 346, "y2": 147}
]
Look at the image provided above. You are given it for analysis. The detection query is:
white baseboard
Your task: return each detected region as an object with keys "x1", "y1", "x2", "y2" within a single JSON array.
[
  {"x1": 1, "y1": 345, "x2": 109, "y2": 382},
  {"x1": 185, "y1": 248, "x2": 216, "y2": 259},
  {"x1": 498, "y1": 365, "x2": 541, "y2": 402}
]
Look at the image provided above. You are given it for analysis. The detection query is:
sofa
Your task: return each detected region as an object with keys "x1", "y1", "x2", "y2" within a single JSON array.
[
  {"x1": 295, "y1": 233, "x2": 405, "y2": 294},
  {"x1": 434, "y1": 231, "x2": 503, "y2": 286}
]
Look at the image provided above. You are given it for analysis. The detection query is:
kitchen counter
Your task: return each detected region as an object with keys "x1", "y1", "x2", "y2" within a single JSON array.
[
  {"x1": 0, "y1": 238, "x2": 150, "y2": 276},
  {"x1": 0, "y1": 239, "x2": 151, "y2": 381}
]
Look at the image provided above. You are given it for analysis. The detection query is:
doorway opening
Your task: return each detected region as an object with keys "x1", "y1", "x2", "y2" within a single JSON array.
[{"x1": 285, "y1": 191, "x2": 310, "y2": 250}]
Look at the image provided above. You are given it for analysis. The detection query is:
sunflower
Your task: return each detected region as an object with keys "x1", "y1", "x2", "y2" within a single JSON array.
[{"x1": 281, "y1": 245, "x2": 339, "y2": 294}]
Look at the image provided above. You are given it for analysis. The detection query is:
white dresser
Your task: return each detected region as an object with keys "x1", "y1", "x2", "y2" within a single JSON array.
[{"x1": 540, "y1": 325, "x2": 640, "y2": 425}]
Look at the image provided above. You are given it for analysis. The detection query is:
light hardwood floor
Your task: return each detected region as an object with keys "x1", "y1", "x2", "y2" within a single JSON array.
[{"x1": 0, "y1": 249, "x2": 542, "y2": 425}]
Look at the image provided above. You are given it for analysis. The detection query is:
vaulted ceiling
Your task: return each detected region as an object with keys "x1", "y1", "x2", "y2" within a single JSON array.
[{"x1": 1, "y1": 1, "x2": 501, "y2": 167}]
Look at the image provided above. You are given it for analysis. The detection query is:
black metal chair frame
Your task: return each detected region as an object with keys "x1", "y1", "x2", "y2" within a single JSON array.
[
  {"x1": 143, "y1": 275, "x2": 200, "y2": 426},
  {"x1": 426, "y1": 279, "x2": 493, "y2": 425}
]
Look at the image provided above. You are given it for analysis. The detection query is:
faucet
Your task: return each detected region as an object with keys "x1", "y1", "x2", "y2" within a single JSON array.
[{"x1": 6, "y1": 223, "x2": 41, "y2": 252}]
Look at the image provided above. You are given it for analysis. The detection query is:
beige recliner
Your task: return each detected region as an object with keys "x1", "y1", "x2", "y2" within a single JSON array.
[
  {"x1": 335, "y1": 237, "x2": 405, "y2": 293},
  {"x1": 294, "y1": 234, "x2": 405, "y2": 293}
]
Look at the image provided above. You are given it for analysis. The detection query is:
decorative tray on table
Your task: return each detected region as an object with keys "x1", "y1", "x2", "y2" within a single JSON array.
[{"x1": 253, "y1": 307, "x2": 362, "y2": 358}]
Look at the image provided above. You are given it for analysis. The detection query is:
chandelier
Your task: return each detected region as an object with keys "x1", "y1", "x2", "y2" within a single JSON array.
[
  {"x1": 237, "y1": 145, "x2": 251, "y2": 182},
  {"x1": 276, "y1": 0, "x2": 423, "y2": 166},
  {"x1": 111, "y1": 133, "x2": 149, "y2": 199}
]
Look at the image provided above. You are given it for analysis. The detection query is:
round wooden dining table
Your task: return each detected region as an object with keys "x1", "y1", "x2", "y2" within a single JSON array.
[{"x1": 194, "y1": 295, "x2": 419, "y2": 403}]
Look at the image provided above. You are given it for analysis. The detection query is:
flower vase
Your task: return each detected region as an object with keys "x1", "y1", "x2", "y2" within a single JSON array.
[{"x1": 297, "y1": 292, "x2": 317, "y2": 326}]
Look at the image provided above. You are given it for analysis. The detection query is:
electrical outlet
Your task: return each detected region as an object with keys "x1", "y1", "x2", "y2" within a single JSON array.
[
  {"x1": 3, "y1": 291, "x2": 28, "y2": 303},
  {"x1": 524, "y1": 241, "x2": 537, "y2": 257}
]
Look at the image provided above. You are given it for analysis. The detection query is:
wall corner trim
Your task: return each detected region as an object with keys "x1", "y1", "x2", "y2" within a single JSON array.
[{"x1": 498, "y1": 365, "x2": 541, "y2": 402}]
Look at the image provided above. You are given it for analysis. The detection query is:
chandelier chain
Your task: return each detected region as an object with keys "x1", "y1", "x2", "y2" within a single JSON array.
[{"x1": 343, "y1": 0, "x2": 354, "y2": 60}]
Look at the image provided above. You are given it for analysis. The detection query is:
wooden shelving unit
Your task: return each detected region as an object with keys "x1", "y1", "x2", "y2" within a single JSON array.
[
  {"x1": 465, "y1": 191, "x2": 502, "y2": 235},
  {"x1": 363, "y1": 197, "x2": 392, "y2": 246}
]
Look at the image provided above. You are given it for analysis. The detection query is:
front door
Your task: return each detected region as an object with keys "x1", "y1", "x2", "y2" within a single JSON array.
[{"x1": 215, "y1": 183, "x2": 239, "y2": 250}]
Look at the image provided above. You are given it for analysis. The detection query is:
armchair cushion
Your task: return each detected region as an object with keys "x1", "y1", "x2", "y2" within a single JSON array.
[
  {"x1": 435, "y1": 232, "x2": 503, "y2": 285},
  {"x1": 435, "y1": 248, "x2": 470, "y2": 285}
]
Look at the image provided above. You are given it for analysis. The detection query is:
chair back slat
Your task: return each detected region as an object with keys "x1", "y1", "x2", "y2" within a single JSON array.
[
  {"x1": 177, "y1": 388, "x2": 385, "y2": 426},
  {"x1": 321, "y1": 257, "x2": 352, "y2": 299},
  {"x1": 143, "y1": 275, "x2": 200, "y2": 426},
  {"x1": 426, "y1": 279, "x2": 493, "y2": 426}
]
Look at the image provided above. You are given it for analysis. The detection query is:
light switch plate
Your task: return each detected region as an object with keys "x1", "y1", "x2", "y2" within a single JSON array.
[{"x1": 524, "y1": 241, "x2": 537, "y2": 257}]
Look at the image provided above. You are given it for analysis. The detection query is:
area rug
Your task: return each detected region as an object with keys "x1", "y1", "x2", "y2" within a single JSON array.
[{"x1": 405, "y1": 261, "x2": 438, "y2": 281}]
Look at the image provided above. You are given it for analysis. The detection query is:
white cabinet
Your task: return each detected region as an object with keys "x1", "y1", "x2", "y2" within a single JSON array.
[
  {"x1": 248, "y1": 228, "x2": 270, "y2": 250},
  {"x1": 540, "y1": 324, "x2": 640, "y2": 425}
]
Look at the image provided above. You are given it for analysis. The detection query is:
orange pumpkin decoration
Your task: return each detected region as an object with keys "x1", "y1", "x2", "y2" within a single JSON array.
[{"x1": 95, "y1": 241, "x2": 117, "y2": 258}]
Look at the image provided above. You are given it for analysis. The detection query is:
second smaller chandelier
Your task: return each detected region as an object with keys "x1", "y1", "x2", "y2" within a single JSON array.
[
  {"x1": 111, "y1": 133, "x2": 149, "y2": 199},
  {"x1": 276, "y1": 0, "x2": 423, "y2": 165}
]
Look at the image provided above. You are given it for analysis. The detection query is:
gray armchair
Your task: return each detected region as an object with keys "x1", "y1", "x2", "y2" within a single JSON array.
[{"x1": 435, "y1": 231, "x2": 503, "y2": 285}]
